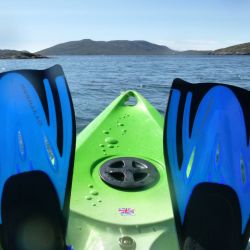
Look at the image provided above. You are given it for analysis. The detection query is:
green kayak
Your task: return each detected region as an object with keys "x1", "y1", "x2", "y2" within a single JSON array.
[{"x1": 67, "y1": 91, "x2": 178, "y2": 250}]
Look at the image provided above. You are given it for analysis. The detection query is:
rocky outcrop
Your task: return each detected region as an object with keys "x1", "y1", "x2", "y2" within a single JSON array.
[{"x1": 0, "y1": 50, "x2": 46, "y2": 59}]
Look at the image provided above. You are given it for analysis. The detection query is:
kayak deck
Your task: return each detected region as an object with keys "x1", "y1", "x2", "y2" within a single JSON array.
[{"x1": 67, "y1": 91, "x2": 178, "y2": 250}]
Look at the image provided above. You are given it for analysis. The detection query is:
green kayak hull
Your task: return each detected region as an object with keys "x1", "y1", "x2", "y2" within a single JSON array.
[{"x1": 67, "y1": 91, "x2": 178, "y2": 250}]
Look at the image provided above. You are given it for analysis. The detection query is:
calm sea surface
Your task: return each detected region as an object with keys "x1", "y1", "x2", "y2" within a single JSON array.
[{"x1": 1, "y1": 55, "x2": 250, "y2": 133}]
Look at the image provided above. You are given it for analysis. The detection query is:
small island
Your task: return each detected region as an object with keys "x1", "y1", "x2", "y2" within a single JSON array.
[{"x1": 0, "y1": 50, "x2": 46, "y2": 59}]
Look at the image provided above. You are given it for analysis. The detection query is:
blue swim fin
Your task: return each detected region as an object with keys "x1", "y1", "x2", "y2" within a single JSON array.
[
  {"x1": 164, "y1": 78, "x2": 250, "y2": 250},
  {"x1": 0, "y1": 65, "x2": 76, "y2": 250}
]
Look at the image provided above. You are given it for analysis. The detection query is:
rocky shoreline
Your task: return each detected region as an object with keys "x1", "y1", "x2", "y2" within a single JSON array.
[{"x1": 0, "y1": 50, "x2": 46, "y2": 59}]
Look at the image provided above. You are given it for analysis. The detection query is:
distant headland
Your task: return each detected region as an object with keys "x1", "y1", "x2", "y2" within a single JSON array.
[
  {"x1": 0, "y1": 50, "x2": 46, "y2": 59},
  {"x1": 1, "y1": 40, "x2": 250, "y2": 59},
  {"x1": 210, "y1": 43, "x2": 250, "y2": 55}
]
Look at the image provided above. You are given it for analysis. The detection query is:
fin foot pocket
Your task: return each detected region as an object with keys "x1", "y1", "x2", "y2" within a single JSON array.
[
  {"x1": 183, "y1": 237, "x2": 204, "y2": 250},
  {"x1": 1, "y1": 172, "x2": 66, "y2": 250},
  {"x1": 183, "y1": 184, "x2": 242, "y2": 250},
  {"x1": 11, "y1": 214, "x2": 63, "y2": 250}
]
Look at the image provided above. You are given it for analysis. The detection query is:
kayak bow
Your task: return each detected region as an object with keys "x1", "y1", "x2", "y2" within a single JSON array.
[{"x1": 67, "y1": 90, "x2": 178, "y2": 250}]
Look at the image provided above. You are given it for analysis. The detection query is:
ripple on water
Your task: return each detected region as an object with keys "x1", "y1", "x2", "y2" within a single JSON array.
[{"x1": 1, "y1": 55, "x2": 249, "y2": 132}]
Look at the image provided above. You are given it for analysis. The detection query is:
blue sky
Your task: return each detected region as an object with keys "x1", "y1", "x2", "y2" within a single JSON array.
[{"x1": 0, "y1": 0, "x2": 250, "y2": 52}]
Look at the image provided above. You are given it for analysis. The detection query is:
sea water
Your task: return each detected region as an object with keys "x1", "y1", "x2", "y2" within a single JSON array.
[{"x1": 1, "y1": 55, "x2": 250, "y2": 133}]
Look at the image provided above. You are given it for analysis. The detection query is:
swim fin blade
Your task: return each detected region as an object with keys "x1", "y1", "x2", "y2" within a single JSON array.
[
  {"x1": 164, "y1": 78, "x2": 250, "y2": 250},
  {"x1": 0, "y1": 65, "x2": 76, "y2": 250}
]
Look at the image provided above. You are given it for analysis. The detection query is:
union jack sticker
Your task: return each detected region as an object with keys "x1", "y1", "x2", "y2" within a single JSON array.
[{"x1": 118, "y1": 208, "x2": 135, "y2": 216}]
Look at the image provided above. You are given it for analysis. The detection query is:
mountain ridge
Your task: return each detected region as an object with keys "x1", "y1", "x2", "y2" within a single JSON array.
[
  {"x1": 38, "y1": 39, "x2": 177, "y2": 55},
  {"x1": 37, "y1": 39, "x2": 215, "y2": 55}
]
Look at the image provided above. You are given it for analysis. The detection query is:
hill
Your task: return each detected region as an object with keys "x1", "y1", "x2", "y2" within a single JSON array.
[
  {"x1": 38, "y1": 39, "x2": 177, "y2": 55},
  {"x1": 211, "y1": 42, "x2": 250, "y2": 55}
]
